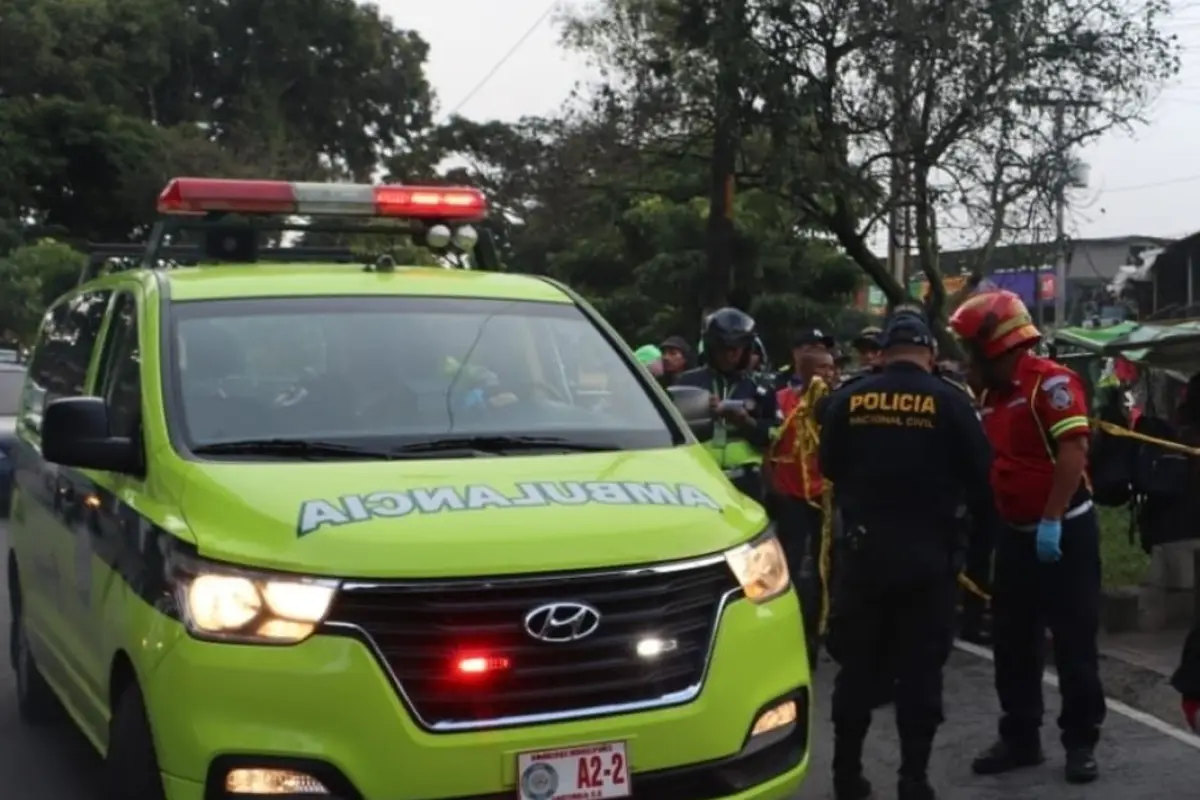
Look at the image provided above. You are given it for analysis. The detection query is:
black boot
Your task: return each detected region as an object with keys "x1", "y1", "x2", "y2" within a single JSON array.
[
  {"x1": 897, "y1": 777, "x2": 935, "y2": 800},
  {"x1": 971, "y1": 739, "x2": 1045, "y2": 775},
  {"x1": 833, "y1": 774, "x2": 872, "y2": 800},
  {"x1": 832, "y1": 736, "x2": 872, "y2": 800},
  {"x1": 897, "y1": 737, "x2": 934, "y2": 799},
  {"x1": 1064, "y1": 746, "x2": 1098, "y2": 784}
]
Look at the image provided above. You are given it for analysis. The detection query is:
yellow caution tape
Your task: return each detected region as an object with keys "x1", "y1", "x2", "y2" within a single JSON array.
[
  {"x1": 1091, "y1": 418, "x2": 1200, "y2": 456},
  {"x1": 958, "y1": 572, "x2": 991, "y2": 602}
]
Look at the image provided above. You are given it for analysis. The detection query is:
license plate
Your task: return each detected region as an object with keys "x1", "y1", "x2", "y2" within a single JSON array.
[{"x1": 517, "y1": 741, "x2": 631, "y2": 800}]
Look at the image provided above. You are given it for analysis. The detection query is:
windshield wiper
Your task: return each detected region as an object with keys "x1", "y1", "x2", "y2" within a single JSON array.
[
  {"x1": 193, "y1": 438, "x2": 393, "y2": 459},
  {"x1": 390, "y1": 435, "x2": 619, "y2": 455}
]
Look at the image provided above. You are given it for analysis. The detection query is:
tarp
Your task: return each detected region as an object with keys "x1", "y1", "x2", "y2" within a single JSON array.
[
  {"x1": 1099, "y1": 319, "x2": 1200, "y2": 376},
  {"x1": 1052, "y1": 322, "x2": 1140, "y2": 352}
]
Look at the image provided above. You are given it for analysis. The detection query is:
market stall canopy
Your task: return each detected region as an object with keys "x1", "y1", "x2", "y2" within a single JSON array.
[
  {"x1": 1097, "y1": 320, "x2": 1200, "y2": 376},
  {"x1": 1052, "y1": 322, "x2": 1140, "y2": 353}
]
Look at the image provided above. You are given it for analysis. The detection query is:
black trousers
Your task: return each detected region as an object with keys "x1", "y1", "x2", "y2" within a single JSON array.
[
  {"x1": 993, "y1": 510, "x2": 1107, "y2": 749},
  {"x1": 960, "y1": 522, "x2": 993, "y2": 634},
  {"x1": 827, "y1": 566, "x2": 957, "y2": 771},
  {"x1": 773, "y1": 495, "x2": 823, "y2": 661}
]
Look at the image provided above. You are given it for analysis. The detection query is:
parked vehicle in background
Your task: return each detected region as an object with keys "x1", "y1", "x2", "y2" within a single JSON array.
[
  {"x1": 0, "y1": 363, "x2": 23, "y2": 516},
  {"x1": 0, "y1": 347, "x2": 21, "y2": 364}
]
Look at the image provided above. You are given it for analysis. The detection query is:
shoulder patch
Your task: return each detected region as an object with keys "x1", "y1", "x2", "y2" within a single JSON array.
[
  {"x1": 1041, "y1": 374, "x2": 1071, "y2": 390},
  {"x1": 1046, "y1": 382, "x2": 1074, "y2": 410}
]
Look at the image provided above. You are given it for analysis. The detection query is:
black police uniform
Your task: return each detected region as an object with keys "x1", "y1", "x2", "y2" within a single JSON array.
[
  {"x1": 676, "y1": 309, "x2": 777, "y2": 501},
  {"x1": 817, "y1": 311, "x2": 997, "y2": 800},
  {"x1": 931, "y1": 364, "x2": 993, "y2": 643}
]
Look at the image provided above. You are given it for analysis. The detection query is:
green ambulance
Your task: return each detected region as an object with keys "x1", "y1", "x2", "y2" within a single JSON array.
[{"x1": 6, "y1": 177, "x2": 811, "y2": 800}]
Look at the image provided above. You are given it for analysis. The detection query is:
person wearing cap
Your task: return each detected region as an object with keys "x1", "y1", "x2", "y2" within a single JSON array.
[
  {"x1": 633, "y1": 344, "x2": 665, "y2": 377},
  {"x1": 818, "y1": 306, "x2": 996, "y2": 800},
  {"x1": 949, "y1": 290, "x2": 1104, "y2": 785},
  {"x1": 675, "y1": 308, "x2": 777, "y2": 500},
  {"x1": 658, "y1": 335, "x2": 692, "y2": 386},
  {"x1": 852, "y1": 326, "x2": 883, "y2": 367},
  {"x1": 775, "y1": 326, "x2": 835, "y2": 390}
]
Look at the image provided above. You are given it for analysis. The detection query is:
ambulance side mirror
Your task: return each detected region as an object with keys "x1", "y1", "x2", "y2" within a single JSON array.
[{"x1": 667, "y1": 385, "x2": 714, "y2": 440}]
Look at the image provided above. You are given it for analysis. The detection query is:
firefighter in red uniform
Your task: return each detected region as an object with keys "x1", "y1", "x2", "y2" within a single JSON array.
[
  {"x1": 949, "y1": 290, "x2": 1104, "y2": 785},
  {"x1": 766, "y1": 349, "x2": 828, "y2": 669}
]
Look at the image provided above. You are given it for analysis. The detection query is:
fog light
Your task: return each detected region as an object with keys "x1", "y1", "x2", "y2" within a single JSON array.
[
  {"x1": 635, "y1": 636, "x2": 678, "y2": 658},
  {"x1": 751, "y1": 699, "x2": 797, "y2": 737},
  {"x1": 225, "y1": 767, "x2": 331, "y2": 795}
]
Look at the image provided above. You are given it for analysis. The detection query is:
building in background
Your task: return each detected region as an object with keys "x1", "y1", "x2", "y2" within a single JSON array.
[
  {"x1": 1112, "y1": 233, "x2": 1200, "y2": 322},
  {"x1": 857, "y1": 236, "x2": 1174, "y2": 324}
]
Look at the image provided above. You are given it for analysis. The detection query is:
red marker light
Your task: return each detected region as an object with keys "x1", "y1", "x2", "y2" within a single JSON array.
[
  {"x1": 155, "y1": 178, "x2": 487, "y2": 221},
  {"x1": 455, "y1": 655, "x2": 511, "y2": 675}
]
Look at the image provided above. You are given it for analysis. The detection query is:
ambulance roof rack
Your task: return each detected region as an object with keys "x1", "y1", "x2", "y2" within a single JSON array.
[{"x1": 82, "y1": 177, "x2": 498, "y2": 284}]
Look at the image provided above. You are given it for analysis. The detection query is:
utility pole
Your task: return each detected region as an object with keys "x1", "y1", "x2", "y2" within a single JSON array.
[
  {"x1": 888, "y1": 0, "x2": 914, "y2": 298},
  {"x1": 1021, "y1": 92, "x2": 1094, "y2": 327},
  {"x1": 1052, "y1": 98, "x2": 1069, "y2": 327},
  {"x1": 704, "y1": 0, "x2": 745, "y2": 313}
]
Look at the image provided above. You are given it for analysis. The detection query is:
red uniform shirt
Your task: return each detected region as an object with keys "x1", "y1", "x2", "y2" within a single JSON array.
[
  {"x1": 980, "y1": 352, "x2": 1091, "y2": 523},
  {"x1": 768, "y1": 385, "x2": 824, "y2": 500}
]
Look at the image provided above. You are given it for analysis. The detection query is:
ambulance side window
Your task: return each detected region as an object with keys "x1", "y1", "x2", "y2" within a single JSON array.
[
  {"x1": 23, "y1": 290, "x2": 113, "y2": 435},
  {"x1": 96, "y1": 292, "x2": 141, "y2": 439}
]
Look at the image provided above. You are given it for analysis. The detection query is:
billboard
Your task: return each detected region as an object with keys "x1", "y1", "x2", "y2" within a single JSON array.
[{"x1": 979, "y1": 269, "x2": 1057, "y2": 306}]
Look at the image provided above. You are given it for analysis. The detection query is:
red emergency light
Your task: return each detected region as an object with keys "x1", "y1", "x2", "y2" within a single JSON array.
[
  {"x1": 455, "y1": 654, "x2": 511, "y2": 676},
  {"x1": 156, "y1": 178, "x2": 487, "y2": 221}
]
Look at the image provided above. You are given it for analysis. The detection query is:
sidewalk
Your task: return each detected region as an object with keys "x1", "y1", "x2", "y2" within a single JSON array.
[
  {"x1": 1099, "y1": 629, "x2": 1188, "y2": 678},
  {"x1": 1097, "y1": 628, "x2": 1191, "y2": 733}
]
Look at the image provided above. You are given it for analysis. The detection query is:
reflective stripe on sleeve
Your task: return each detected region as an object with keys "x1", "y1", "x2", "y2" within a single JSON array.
[{"x1": 1048, "y1": 415, "x2": 1089, "y2": 438}]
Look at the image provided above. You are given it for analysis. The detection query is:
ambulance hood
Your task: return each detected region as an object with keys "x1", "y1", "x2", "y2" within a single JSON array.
[{"x1": 178, "y1": 445, "x2": 763, "y2": 578}]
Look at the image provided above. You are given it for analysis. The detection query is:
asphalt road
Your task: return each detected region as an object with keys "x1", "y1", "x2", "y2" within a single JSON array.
[{"x1": 0, "y1": 521, "x2": 1196, "y2": 798}]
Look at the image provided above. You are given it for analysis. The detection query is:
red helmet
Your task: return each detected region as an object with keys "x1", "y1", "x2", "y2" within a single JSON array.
[{"x1": 948, "y1": 290, "x2": 1041, "y2": 360}]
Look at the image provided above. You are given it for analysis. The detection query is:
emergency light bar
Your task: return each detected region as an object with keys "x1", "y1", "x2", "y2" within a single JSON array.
[{"x1": 156, "y1": 178, "x2": 488, "y2": 221}]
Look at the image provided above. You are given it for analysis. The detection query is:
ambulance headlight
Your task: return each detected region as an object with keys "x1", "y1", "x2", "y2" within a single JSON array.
[
  {"x1": 170, "y1": 553, "x2": 339, "y2": 644},
  {"x1": 425, "y1": 224, "x2": 452, "y2": 249},
  {"x1": 724, "y1": 529, "x2": 790, "y2": 604}
]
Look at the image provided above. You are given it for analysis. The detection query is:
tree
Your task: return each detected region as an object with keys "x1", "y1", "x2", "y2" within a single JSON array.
[
  {"x1": 0, "y1": 240, "x2": 85, "y2": 344},
  {"x1": 0, "y1": 0, "x2": 438, "y2": 243},
  {"x1": 433, "y1": 108, "x2": 861, "y2": 358},
  {"x1": 749, "y1": 0, "x2": 1179, "y2": 322},
  {"x1": 561, "y1": 0, "x2": 1180, "y2": 330}
]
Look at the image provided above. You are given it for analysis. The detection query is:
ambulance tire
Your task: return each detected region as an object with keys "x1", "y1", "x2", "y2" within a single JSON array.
[
  {"x1": 11, "y1": 579, "x2": 58, "y2": 725},
  {"x1": 106, "y1": 682, "x2": 167, "y2": 800}
]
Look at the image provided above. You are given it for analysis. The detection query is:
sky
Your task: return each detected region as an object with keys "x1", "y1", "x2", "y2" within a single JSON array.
[{"x1": 390, "y1": 1, "x2": 1200, "y2": 243}]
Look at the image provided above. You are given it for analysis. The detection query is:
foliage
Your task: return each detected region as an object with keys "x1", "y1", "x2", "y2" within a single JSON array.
[
  {"x1": 430, "y1": 112, "x2": 862, "y2": 359},
  {"x1": 0, "y1": 240, "x2": 86, "y2": 344},
  {"x1": 560, "y1": 0, "x2": 1180, "y2": 327},
  {"x1": 0, "y1": 0, "x2": 436, "y2": 241},
  {"x1": 0, "y1": 0, "x2": 1182, "y2": 354}
]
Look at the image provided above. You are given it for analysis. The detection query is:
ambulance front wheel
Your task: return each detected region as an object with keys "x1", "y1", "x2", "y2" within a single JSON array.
[
  {"x1": 11, "y1": 573, "x2": 57, "y2": 725},
  {"x1": 105, "y1": 682, "x2": 167, "y2": 800}
]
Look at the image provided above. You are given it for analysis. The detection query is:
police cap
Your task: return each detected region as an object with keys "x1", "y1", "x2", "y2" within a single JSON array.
[{"x1": 880, "y1": 305, "x2": 935, "y2": 350}]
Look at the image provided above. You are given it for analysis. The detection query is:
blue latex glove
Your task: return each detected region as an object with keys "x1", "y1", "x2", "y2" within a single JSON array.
[{"x1": 1036, "y1": 519, "x2": 1063, "y2": 563}]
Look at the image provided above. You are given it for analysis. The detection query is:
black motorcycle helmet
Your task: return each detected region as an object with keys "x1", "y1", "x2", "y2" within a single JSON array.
[{"x1": 702, "y1": 307, "x2": 757, "y2": 371}]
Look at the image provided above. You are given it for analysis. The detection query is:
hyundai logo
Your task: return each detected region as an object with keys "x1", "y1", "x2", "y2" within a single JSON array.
[{"x1": 523, "y1": 602, "x2": 602, "y2": 643}]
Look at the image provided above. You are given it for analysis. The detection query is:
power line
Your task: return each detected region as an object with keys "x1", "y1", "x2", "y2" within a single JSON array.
[
  {"x1": 440, "y1": 0, "x2": 561, "y2": 120},
  {"x1": 1101, "y1": 173, "x2": 1200, "y2": 193}
]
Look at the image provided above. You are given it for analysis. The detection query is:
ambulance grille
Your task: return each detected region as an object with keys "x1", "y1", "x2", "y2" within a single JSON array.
[{"x1": 323, "y1": 556, "x2": 741, "y2": 730}]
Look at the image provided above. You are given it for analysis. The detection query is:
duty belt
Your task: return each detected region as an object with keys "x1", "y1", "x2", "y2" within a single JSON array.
[{"x1": 1008, "y1": 499, "x2": 1094, "y2": 532}]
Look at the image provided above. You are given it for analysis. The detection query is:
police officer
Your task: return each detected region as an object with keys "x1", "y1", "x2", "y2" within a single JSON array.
[
  {"x1": 676, "y1": 308, "x2": 777, "y2": 500},
  {"x1": 949, "y1": 290, "x2": 1105, "y2": 784},
  {"x1": 818, "y1": 307, "x2": 997, "y2": 800}
]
